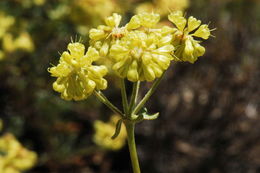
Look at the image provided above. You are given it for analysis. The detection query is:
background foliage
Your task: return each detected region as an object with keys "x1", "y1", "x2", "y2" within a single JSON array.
[{"x1": 0, "y1": 0, "x2": 259, "y2": 172}]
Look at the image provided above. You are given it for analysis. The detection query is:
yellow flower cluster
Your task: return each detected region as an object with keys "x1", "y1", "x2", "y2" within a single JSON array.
[
  {"x1": 90, "y1": 13, "x2": 175, "y2": 82},
  {"x1": 93, "y1": 115, "x2": 126, "y2": 151},
  {"x1": 48, "y1": 42, "x2": 108, "y2": 101},
  {"x1": 169, "y1": 11, "x2": 211, "y2": 63},
  {"x1": 89, "y1": 12, "x2": 211, "y2": 81},
  {"x1": 50, "y1": 11, "x2": 211, "y2": 99},
  {"x1": 0, "y1": 133, "x2": 37, "y2": 173},
  {"x1": 89, "y1": 13, "x2": 126, "y2": 57},
  {"x1": 2, "y1": 32, "x2": 34, "y2": 53},
  {"x1": 110, "y1": 30, "x2": 174, "y2": 82},
  {"x1": 0, "y1": 12, "x2": 34, "y2": 60}
]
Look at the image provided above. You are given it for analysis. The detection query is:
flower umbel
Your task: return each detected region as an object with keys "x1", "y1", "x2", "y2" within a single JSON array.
[
  {"x1": 110, "y1": 30, "x2": 174, "y2": 82},
  {"x1": 168, "y1": 11, "x2": 211, "y2": 63},
  {"x1": 48, "y1": 42, "x2": 108, "y2": 101}
]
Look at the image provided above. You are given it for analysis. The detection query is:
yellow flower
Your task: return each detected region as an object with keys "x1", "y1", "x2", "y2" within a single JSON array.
[
  {"x1": 48, "y1": 42, "x2": 108, "y2": 101},
  {"x1": 168, "y1": 11, "x2": 211, "y2": 63},
  {"x1": 89, "y1": 13, "x2": 127, "y2": 57},
  {"x1": 0, "y1": 133, "x2": 37, "y2": 173},
  {"x1": 110, "y1": 30, "x2": 174, "y2": 82},
  {"x1": 14, "y1": 32, "x2": 34, "y2": 52},
  {"x1": 2, "y1": 32, "x2": 34, "y2": 53},
  {"x1": 93, "y1": 115, "x2": 126, "y2": 151}
]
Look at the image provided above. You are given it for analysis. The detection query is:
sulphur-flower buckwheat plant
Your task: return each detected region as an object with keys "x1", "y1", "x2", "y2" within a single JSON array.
[{"x1": 49, "y1": 11, "x2": 213, "y2": 173}]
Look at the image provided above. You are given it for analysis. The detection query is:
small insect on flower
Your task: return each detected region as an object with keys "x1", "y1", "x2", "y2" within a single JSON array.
[
  {"x1": 48, "y1": 42, "x2": 108, "y2": 101},
  {"x1": 168, "y1": 11, "x2": 214, "y2": 63}
]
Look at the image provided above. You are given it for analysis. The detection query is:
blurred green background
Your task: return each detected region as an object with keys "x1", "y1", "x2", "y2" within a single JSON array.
[{"x1": 0, "y1": 0, "x2": 259, "y2": 172}]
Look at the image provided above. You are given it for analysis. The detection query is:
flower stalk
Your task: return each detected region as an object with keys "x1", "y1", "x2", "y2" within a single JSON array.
[
  {"x1": 133, "y1": 71, "x2": 166, "y2": 115},
  {"x1": 94, "y1": 90, "x2": 123, "y2": 116},
  {"x1": 120, "y1": 79, "x2": 129, "y2": 115},
  {"x1": 125, "y1": 121, "x2": 141, "y2": 173},
  {"x1": 128, "y1": 81, "x2": 140, "y2": 114}
]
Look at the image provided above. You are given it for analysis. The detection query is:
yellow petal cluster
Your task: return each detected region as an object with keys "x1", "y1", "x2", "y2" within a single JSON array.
[
  {"x1": 0, "y1": 12, "x2": 35, "y2": 61},
  {"x1": 89, "y1": 13, "x2": 127, "y2": 57},
  {"x1": 110, "y1": 30, "x2": 174, "y2": 82},
  {"x1": 168, "y1": 11, "x2": 211, "y2": 63},
  {"x1": 2, "y1": 32, "x2": 34, "y2": 52},
  {"x1": 0, "y1": 133, "x2": 37, "y2": 173},
  {"x1": 50, "y1": 11, "x2": 212, "y2": 90},
  {"x1": 89, "y1": 12, "x2": 175, "y2": 82},
  {"x1": 48, "y1": 42, "x2": 108, "y2": 101},
  {"x1": 93, "y1": 115, "x2": 126, "y2": 151}
]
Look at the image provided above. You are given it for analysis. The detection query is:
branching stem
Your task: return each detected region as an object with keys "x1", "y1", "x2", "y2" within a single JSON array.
[
  {"x1": 133, "y1": 72, "x2": 166, "y2": 115},
  {"x1": 94, "y1": 90, "x2": 123, "y2": 116}
]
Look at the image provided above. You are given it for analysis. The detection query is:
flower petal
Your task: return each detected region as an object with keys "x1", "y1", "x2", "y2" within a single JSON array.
[
  {"x1": 193, "y1": 24, "x2": 210, "y2": 39},
  {"x1": 168, "y1": 11, "x2": 187, "y2": 31},
  {"x1": 187, "y1": 16, "x2": 201, "y2": 32}
]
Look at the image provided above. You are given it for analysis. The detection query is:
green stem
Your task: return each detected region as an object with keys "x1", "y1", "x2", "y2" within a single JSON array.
[
  {"x1": 128, "y1": 82, "x2": 140, "y2": 115},
  {"x1": 125, "y1": 122, "x2": 141, "y2": 173},
  {"x1": 94, "y1": 90, "x2": 123, "y2": 116},
  {"x1": 120, "y1": 79, "x2": 129, "y2": 115},
  {"x1": 133, "y1": 72, "x2": 166, "y2": 115}
]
